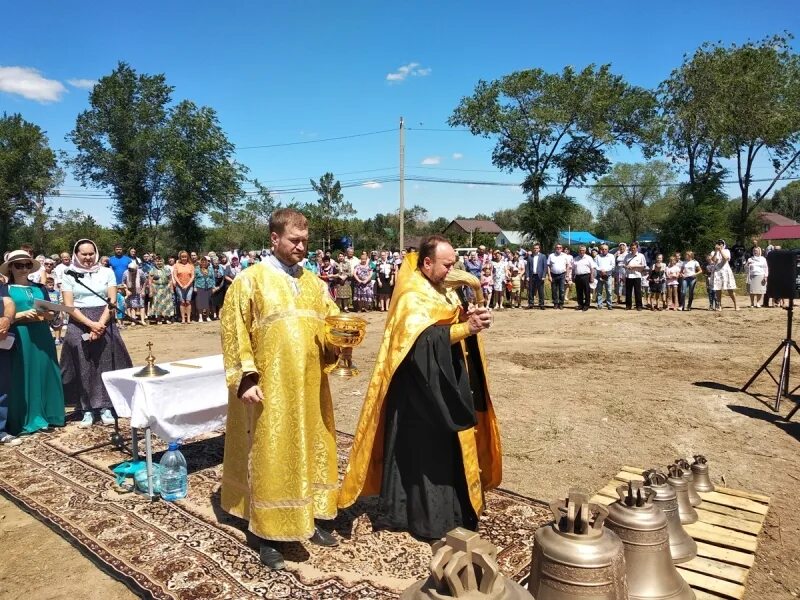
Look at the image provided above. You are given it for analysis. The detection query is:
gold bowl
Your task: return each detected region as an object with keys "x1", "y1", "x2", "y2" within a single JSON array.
[{"x1": 324, "y1": 314, "x2": 367, "y2": 377}]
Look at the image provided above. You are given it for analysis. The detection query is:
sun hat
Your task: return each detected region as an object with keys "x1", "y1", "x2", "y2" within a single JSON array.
[{"x1": 0, "y1": 249, "x2": 41, "y2": 277}]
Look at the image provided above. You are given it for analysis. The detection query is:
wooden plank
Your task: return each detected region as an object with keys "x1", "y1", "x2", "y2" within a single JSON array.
[
  {"x1": 695, "y1": 541, "x2": 754, "y2": 569},
  {"x1": 698, "y1": 500, "x2": 764, "y2": 524},
  {"x1": 695, "y1": 508, "x2": 762, "y2": 535},
  {"x1": 622, "y1": 466, "x2": 770, "y2": 504},
  {"x1": 614, "y1": 470, "x2": 644, "y2": 483},
  {"x1": 678, "y1": 556, "x2": 749, "y2": 585},
  {"x1": 677, "y1": 567, "x2": 745, "y2": 599},
  {"x1": 596, "y1": 483, "x2": 623, "y2": 499},
  {"x1": 698, "y1": 491, "x2": 769, "y2": 516},
  {"x1": 589, "y1": 494, "x2": 615, "y2": 506},
  {"x1": 683, "y1": 522, "x2": 758, "y2": 553},
  {"x1": 693, "y1": 591, "x2": 732, "y2": 600},
  {"x1": 714, "y1": 485, "x2": 770, "y2": 505}
]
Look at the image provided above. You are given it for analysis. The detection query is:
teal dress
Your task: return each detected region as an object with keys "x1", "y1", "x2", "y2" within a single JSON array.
[{"x1": 7, "y1": 284, "x2": 65, "y2": 435}]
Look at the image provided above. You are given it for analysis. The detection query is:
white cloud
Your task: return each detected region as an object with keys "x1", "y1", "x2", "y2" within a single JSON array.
[
  {"x1": 67, "y1": 78, "x2": 98, "y2": 90},
  {"x1": 386, "y1": 62, "x2": 432, "y2": 83},
  {"x1": 452, "y1": 152, "x2": 464, "y2": 160},
  {"x1": 421, "y1": 156, "x2": 441, "y2": 165},
  {"x1": 363, "y1": 181, "x2": 382, "y2": 189},
  {"x1": 0, "y1": 66, "x2": 66, "y2": 102}
]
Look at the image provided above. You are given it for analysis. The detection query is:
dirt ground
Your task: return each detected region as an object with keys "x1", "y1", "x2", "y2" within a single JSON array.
[{"x1": 1, "y1": 297, "x2": 799, "y2": 599}]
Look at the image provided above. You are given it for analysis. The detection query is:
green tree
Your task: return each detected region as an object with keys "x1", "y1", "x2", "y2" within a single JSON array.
[
  {"x1": 0, "y1": 113, "x2": 62, "y2": 252},
  {"x1": 67, "y1": 62, "x2": 173, "y2": 247},
  {"x1": 589, "y1": 161, "x2": 675, "y2": 242},
  {"x1": 491, "y1": 206, "x2": 523, "y2": 230},
  {"x1": 163, "y1": 100, "x2": 247, "y2": 251},
  {"x1": 567, "y1": 204, "x2": 596, "y2": 232},
  {"x1": 308, "y1": 172, "x2": 355, "y2": 250},
  {"x1": 660, "y1": 34, "x2": 800, "y2": 244},
  {"x1": 449, "y1": 66, "x2": 659, "y2": 200},
  {"x1": 657, "y1": 173, "x2": 730, "y2": 255},
  {"x1": 519, "y1": 194, "x2": 579, "y2": 251},
  {"x1": 765, "y1": 180, "x2": 800, "y2": 222}
]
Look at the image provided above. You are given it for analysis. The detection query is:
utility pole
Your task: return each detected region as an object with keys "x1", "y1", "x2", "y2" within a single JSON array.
[{"x1": 399, "y1": 116, "x2": 405, "y2": 251}]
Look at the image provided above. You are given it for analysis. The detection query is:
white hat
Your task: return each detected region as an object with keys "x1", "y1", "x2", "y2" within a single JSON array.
[{"x1": 0, "y1": 249, "x2": 41, "y2": 277}]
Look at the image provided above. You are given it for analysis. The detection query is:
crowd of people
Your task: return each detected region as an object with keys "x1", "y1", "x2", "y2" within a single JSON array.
[{"x1": 0, "y1": 232, "x2": 776, "y2": 446}]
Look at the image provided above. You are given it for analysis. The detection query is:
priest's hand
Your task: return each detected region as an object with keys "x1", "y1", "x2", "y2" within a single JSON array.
[
  {"x1": 238, "y1": 374, "x2": 264, "y2": 404},
  {"x1": 466, "y1": 307, "x2": 492, "y2": 334}
]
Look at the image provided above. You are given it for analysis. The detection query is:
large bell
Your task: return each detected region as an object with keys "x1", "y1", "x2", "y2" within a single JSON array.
[
  {"x1": 675, "y1": 459, "x2": 702, "y2": 507},
  {"x1": 530, "y1": 489, "x2": 627, "y2": 600},
  {"x1": 400, "y1": 528, "x2": 532, "y2": 599},
  {"x1": 691, "y1": 455, "x2": 715, "y2": 493},
  {"x1": 606, "y1": 482, "x2": 695, "y2": 600},
  {"x1": 667, "y1": 464, "x2": 698, "y2": 525},
  {"x1": 643, "y1": 470, "x2": 697, "y2": 564}
]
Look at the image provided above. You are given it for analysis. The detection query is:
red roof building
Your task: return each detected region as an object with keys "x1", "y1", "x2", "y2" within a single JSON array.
[{"x1": 762, "y1": 225, "x2": 800, "y2": 240}]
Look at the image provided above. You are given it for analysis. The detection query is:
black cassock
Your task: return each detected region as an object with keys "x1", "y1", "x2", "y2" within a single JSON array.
[{"x1": 380, "y1": 324, "x2": 487, "y2": 539}]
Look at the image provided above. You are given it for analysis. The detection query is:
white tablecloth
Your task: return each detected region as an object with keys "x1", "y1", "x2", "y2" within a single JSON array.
[{"x1": 102, "y1": 354, "x2": 228, "y2": 442}]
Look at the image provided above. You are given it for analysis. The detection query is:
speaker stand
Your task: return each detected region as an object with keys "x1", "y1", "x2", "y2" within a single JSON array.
[{"x1": 741, "y1": 298, "x2": 800, "y2": 418}]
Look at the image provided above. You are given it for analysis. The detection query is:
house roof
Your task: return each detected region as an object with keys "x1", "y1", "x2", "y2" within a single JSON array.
[
  {"x1": 496, "y1": 230, "x2": 532, "y2": 245},
  {"x1": 446, "y1": 219, "x2": 502, "y2": 234},
  {"x1": 762, "y1": 225, "x2": 800, "y2": 240},
  {"x1": 759, "y1": 212, "x2": 799, "y2": 227}
]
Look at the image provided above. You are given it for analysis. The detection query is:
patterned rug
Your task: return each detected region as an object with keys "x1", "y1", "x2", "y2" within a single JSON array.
[{"x1": 0, "y1": 422, "x2": 550, "y2": 599}]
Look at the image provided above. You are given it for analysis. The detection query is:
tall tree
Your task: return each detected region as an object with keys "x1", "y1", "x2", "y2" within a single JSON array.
[
  {"x1": 0, "y1": 113, "x2": 62, "y2": 252},
  {"x1": 308, "y1": 172, "x2": 355, "y2": 250},
  {"x1": 764, "y1": 180, "x2": 800, "y2": 223},
  {"x1": 589, "y1": 161, "x2": 675, "y2": 242},
  {"x1": 518, "y1": 194, "x2": 579, "y2": 251},
  {"x1": 450, "y1": 64, "x2": 658, "y2": 248},
  {"x1": 660, "y1": 34, "x2": 800, "y2": 244},
  {"x1": 67, "y1": 62, "x2": 172, "y2": 247},
  {"x1": 163, "y1": 100, "x2": 247, "y2": 251}
]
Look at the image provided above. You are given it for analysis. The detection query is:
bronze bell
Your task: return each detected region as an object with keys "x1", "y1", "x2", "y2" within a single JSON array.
[
  {"x1": 400, "y1": 528, "x2": 532, "y2": 600},
  {"x1": 675, "y1": 459, "x2": 702, "y2": 507},
  {"x1": 643, "y1": 470, "x2": 697, "y2": 564},
  {"x1": 667, "y1": 464, "x2": 698, "y2": 525},
  {"x1": 530, "y1": 489, "x2": 627, "y2": 600},
  {"x1": 691, "y1": 455, "x2": 715, "y2": 493},
  {"x1": 606, "y1": 482, "x2": 695, "y2": 600}
]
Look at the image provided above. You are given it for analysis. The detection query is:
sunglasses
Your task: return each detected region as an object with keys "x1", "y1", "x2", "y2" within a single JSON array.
[{"x1": 11, "y1": 262, "x2": 34, "y2": 269}]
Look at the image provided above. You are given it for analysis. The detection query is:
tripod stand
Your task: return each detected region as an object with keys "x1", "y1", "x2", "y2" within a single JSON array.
[{"x1": 741, "y1": 297, "x2": 800, "y2": 417}]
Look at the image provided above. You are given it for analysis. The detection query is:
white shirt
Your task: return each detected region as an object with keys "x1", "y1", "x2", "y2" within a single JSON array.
[
  {"x1": 747, "y1": 256, "x2": 768, "y2": 279},
  {"x1": 681, "y1": 259, "x2": 700, "y2": 277},
  {"x1": 573, "y1": 254, "x2": 595, "y2": 276},
  {"x1": 594, "y1": 253, "x2": 615, "y2": 273},
  {"x1": 61, "y1": 267, "x2": 117, "y2": 308},
  {"x1": 547, "y1": 252, "x2": 569, "y2": 275},
  {"x1": 624, "y1": 252, "x2": 646, "y2": 279},
  {"x1": 53, "y1": 263, "x2": 70, "y2": 286}
]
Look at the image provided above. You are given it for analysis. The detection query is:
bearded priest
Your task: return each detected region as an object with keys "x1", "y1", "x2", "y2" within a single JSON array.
[
  {"x1": 339, "y1": 234, "x2": 502, "y2": 539},
  {"x1": 220, "y1": 208, "x2": 345, "y2": 570}
]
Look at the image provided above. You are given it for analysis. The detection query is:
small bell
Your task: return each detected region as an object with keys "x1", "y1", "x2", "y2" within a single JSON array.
[
  {"x1": 643, "y1": 470, "x2": 697, "y2": 564},
  {"x1": 530, "y1": 488, "x2": 627, "y2": 600},
  {"x1": 691, "y1": 455, "x2": 715, "y2": 493},
  {"x1": 668, "y1": 465, "x2": 699, "y2": 524},
  {"x1": 606, "y1": 482, "x2": 695, "y2": 600},
  {"x1": 675, "y1": 459, "x2": 702, "y2": 507},
  {"x1": 400, "y1": 528, "x2": 531, "y2": 600}
]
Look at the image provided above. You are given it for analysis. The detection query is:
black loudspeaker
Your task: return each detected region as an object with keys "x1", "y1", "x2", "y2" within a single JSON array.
[{"x1": 765, "y1": 249, "x2": 800, "y2": 300}]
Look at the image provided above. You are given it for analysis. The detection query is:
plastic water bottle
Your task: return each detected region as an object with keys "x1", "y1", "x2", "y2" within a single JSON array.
[{"x1": 159, "y1": 441, "x2": 188, "y2": 501}]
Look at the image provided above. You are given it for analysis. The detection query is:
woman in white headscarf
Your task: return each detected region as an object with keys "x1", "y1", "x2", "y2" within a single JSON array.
[
  {"x1": 60, "y1": 239, "x2": 133, "y2": 427},
  {"x1": 711, "y1": 239, "x2": 739, "y2": 311}
]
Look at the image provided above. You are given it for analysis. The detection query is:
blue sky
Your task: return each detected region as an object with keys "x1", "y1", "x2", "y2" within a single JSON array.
[{"x1": 1, "y1": 0, "x2": 797, "y2": 226}]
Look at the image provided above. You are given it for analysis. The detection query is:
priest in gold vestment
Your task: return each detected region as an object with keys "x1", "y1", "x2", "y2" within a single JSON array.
[
  {"x1": 339, "y1": 234, "x2": 502, "y2": 539},
  {"x1": 220, "y1": 208, "x2": 343, "y2": 570}
]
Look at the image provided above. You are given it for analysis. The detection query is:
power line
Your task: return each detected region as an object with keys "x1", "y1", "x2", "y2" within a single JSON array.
[{"x1": 236, "y1": 128, "x2": 395, "y2": 150}]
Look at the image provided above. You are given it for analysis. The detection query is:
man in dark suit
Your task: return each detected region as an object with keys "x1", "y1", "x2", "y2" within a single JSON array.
[{"x1": 524, "y1": 243, "x2": 547, "y2": 309}]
